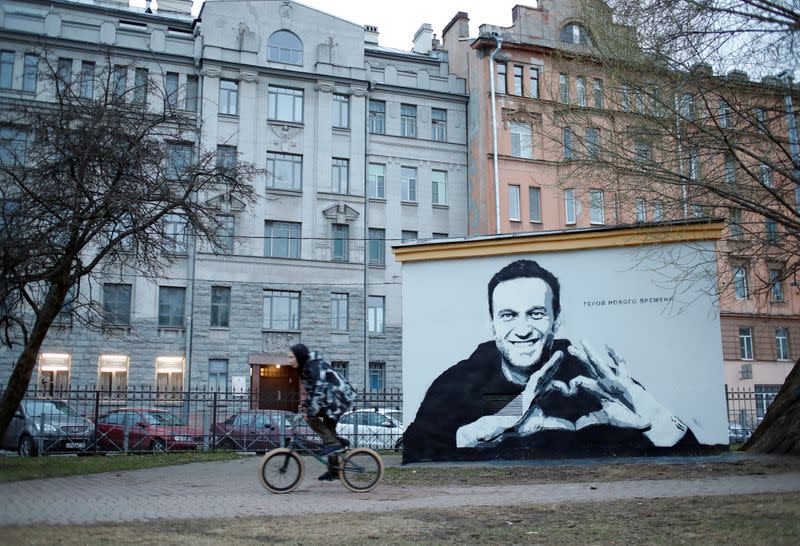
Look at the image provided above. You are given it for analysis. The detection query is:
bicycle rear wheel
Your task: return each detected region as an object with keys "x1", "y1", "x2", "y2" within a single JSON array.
[
  {"x1": 259, "y1": 448, "x2": 304, "y2": 494},
  {"x1": 338, "y1": 447, "x2": 384, "y2": 493}
]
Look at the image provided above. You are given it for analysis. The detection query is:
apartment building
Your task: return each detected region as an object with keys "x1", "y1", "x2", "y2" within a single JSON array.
[
  {"x1": 439, "y1": 0, "x2": 799, "y2": 405},
  {"x1": 0, "y1": 0, "x2": 468, "y2": 400}
]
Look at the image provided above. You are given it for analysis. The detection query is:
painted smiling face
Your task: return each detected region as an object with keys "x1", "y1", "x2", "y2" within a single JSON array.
[{"x1": 490, "y1": 277, "x2": 557, "y2": 372}]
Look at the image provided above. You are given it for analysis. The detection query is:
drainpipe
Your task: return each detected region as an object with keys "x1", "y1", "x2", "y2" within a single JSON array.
[
  {"x1": 363, "y1": 86, "x2": 371, "y2": 395},
  {"x1": 489, "y1": 34, "x2": 503, "y2": 234}
]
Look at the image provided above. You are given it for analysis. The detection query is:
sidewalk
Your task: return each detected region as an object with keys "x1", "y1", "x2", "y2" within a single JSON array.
[{"x1": 2, "y1": 453, "x2": 799, "y2": 526}]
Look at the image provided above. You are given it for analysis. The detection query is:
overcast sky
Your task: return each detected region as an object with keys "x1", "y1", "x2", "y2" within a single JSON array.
[{"x1": 132, "y1": 1, "x2": 529, "y2": 51}]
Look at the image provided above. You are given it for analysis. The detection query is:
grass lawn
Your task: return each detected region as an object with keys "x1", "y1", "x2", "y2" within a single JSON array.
[{"x1": 0, "y1": 451, "x2": 242, "y2": 482}]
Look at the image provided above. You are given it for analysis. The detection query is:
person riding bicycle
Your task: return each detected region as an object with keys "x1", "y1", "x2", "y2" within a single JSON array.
[{"x1": 289, "y1": 343, "x2": 357, "y2": 481}]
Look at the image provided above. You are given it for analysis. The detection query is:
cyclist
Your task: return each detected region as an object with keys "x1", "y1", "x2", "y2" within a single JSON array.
[{"x1": 289, "y1": 343, "x2": 356, "y2": 481}]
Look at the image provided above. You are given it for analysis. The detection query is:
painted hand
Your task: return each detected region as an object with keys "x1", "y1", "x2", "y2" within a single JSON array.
[{"x1": 456, "y1": 415, "x2": 519, "y2": 447}]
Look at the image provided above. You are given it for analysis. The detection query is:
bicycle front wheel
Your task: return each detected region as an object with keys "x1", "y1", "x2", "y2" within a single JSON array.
[
  {"x1": 339, "y1": 447, "x2": 384, "y2": 493},
  {"x1": 259, "y1": 448, "x2": 304, "y2": 494}
]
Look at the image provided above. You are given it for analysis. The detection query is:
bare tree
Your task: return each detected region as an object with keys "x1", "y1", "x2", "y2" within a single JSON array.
[
  {"x1": 0, "y1": 53, "x2": 261, "y2": 438},
  {"x1": 541, "y1": 0, "x2": 799, "y2": 452}
]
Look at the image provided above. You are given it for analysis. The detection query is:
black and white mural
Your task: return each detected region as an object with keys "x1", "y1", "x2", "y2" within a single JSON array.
[{"x1": 401, "y1": 245, "x2": 728, "y2": 462}]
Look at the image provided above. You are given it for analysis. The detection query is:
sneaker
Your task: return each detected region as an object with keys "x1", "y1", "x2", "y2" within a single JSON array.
[
  {"x1": 320, "y1": 445, "x2": 345, "y2": 456},
  {"x1": 317, "y1": 470, "x2": 337, "y2": 481}
]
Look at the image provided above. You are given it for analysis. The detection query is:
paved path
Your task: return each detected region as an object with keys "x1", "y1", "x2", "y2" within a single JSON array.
[{"x1": 2, "y1": 456, "x2": 799, "y2": 526}]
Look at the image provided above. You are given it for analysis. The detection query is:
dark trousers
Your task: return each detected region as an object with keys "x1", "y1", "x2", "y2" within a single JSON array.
[{"x1": 306, "y1": 415, "x2": 340, "y2": 446}]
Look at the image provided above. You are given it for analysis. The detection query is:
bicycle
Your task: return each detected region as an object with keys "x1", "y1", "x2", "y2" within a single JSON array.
[{"x1": 259, "y1": 414, "x2": 384, "y2": 494}]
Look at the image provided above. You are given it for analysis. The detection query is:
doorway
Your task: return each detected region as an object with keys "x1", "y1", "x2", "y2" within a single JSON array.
[{"x1": 258, "y1": 364, "x2": 298, "y2": 412}]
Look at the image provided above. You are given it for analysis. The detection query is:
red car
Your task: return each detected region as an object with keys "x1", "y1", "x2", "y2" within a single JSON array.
[
  {"x1": 96, "y1": 408, "x2": 203, "y2": 452},
  {"x1": 212, "y1": 410, "x2": 319, "y2": 453}
]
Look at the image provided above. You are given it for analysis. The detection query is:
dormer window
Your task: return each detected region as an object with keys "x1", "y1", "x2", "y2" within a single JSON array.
[
  {"x1": 268, "y1": 30, "x2": 303, "y2": 65},
  {"x1": 559, "y1": 23, "x2": 593, "y2": 46}
]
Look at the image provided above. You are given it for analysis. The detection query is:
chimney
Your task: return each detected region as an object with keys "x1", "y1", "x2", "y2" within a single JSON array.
[
  {"x1": 443, "y1": 12, "x2": 469, "y2": 40},
  {"x1": 157, "y1": 0, "x2": 193, "y2": 15},
  {"x1": 364, "y1": 25, "x2": 379, "y2": 45},
  {"x1": 413, "y1": 23, "x2": 433, "y2": 54}
]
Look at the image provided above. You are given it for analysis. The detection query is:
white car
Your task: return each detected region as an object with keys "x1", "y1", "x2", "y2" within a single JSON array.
[{"x1": 337, "y1": 408, "x2": 404, "y2": 451}]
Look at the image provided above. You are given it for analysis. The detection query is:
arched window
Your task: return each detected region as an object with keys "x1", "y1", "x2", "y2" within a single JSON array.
[
  {"x1": 559, "y1": 23, "x2": 593, "y2": 46},
  {"x1": 268, "y1": 30, "x2": 303, "y2": 65}
]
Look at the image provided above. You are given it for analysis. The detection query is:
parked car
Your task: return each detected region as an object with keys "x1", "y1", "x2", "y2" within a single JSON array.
[
  {"x1": 337, "y1": 408, "x2": 405, "y2": 451},
  {"x1": 211, "y1": 409, "x2": 319, "y2": 453},
  {"x1": 95, "y1": 408, "x2": 203, "y2": 452},
  {"x1": 728, "y1": 423, "x2": 753, "y2": 444},
  {"x1": 0, "y1": 399, "x2": 95, "y2": 457}
]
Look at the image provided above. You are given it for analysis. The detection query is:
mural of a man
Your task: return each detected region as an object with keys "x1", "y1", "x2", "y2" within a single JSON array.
[{"x1": 403, "y1": 259, "x2": 699, "y2": 462}]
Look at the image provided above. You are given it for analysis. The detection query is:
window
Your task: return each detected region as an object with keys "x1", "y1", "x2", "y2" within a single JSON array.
[
  {"x1": 765, "y1": 219, "x2": 778, "y2": 243},
  {"x1": 635, "y1": 89, "x2": 646, "y2": 114},
  {"x1": 158, "y1": 287, "x2": 186, "y2": 327},
  {"x1": 98, "y1": 355, "x2": 128, "y2": 395},
  {"x1": 585, "y1": 127, "x2": 599, "y2": 158},
  {"x1": 268, "y1": 30, "x2": 303, "y2": 65},
  {"x1": 55, "y1": 286, "x2": 77, "y2": 326},
  {"x1": 368, "y1": 163, "x2": 385, "y2": 198},
  {"x1": 165, "y1": 72, "x2": 179, "y2": 109},
  {"x1": 57, "y1": 58, "x2": 73, "y2": 93},
  {"x1": 510, "y1": 122, "x2": 532, "y2": 158},
  {"x1": 634, "y1": 140, "x2": 652, "y2": 163},
  {"x1": 266, "y1": 152, "x2": 302, "y2": 190},
  {"x1": 401, "y1": 104, "x2": 417, "y2": 138},
  {"x1": 331, "y1": 223, "x2": 349, "y2": 262},
  {"x1": 689, "y1": 148, "x2": 700, "y2": 180},
  {"x1": 22, "y1": 53, "x2": 38, "y2": 93},
  {"x1": 576, "y1": 76, "x2": 586, "y2": 107},
  {"x1": 719, "y1": 100, "x2": 732, "y2": 128},
  {"x1": 0, "y1": 51, "x2": 13, "y2": 89},
  {"x1": 401, "y1": 166, "x2": 417, "y2": 202},
  {"x1": 368, "y1": 296, "x2": 384, "y2": 333},
  {"x1": 652, "y1": 201, "x2": 663, "y2": 221},
  {"x1": 215, "y1": 214, "x2": 234, "y2": 254},
  {"x1": 755, "y1": 107, "x2": 767, "y2": 133},
  {"x1": 263, "y1": 290, "x2": 300, "y2": 330},
  {"x1": 508, "y1": 185, "x2": 520, "y2": 221},
  {"x1": 769, "y1": 269, "x2": 784, "y2": 301},
  {"x1": 268, "y1": 86, "x2": 303, "y2": 123},
  {"x1": 635, "y1": 198, "x2": 646, "y2": 223},
  {"x1": 679, "y1": 93, "x2": 695, "y2": 121},
  {"x1": 560, "y1": 23, "x2": 592, "y2": 45},
  {"x1": 331, "y1": 361, "x2": 348, "y2": 380},
  {"x1": 760, "y1": 163, "x2": 773, "y2": 187},
  {"x1": 217, "y1": 145, "x2": 237, "y2": 169},
  {"x1": 755, "y1": 385, "x2": 781, "y2": 420},
  {"x1": 155, "y1": 357, "x2": 184, "y2": 393},
  {"x1": 739, "y1": 327, "x2": 753, "y2": 360},
  {"x1": 163, "y1": 213, "x2": 188, "y2": 254},
  {"x1": 563, "y1": 127, "x2": 574, "y2": 159},
  {"x1": 432, "y1": 170, "x2": 448, "y2": 205},
  {"x1": 401, "y1": 230, "x2": 418, "y2": 242},
  {"x1": 331, "y1": 293, "x2": 348, "y2": 331},
  {"x1": 0, "y1": 127, "x2": 27, "y2": 166},
  {"x1": 219, "y1": 80, "x2": 238, "y2": 115},
  {"x1": 529, "y1": 187, "x2": 541, "y2": 223},
  {"x1": 166, "y1": 143, "x2": 194, "y2": 180},
  {"x1": 102, "y1": 284, "x2": 131, "y2": 326},
  {"x1": 593, "y1": 78, "x2": 603, "y2": 108},
  {"x1": 112, "y1": 65, "x2": 127, "y2": 98},
  {"x1": 559, "y1": 73, "x2": 569, "y2": 103},
  {"x1": 740, "y1": 363, "x2": 752, "y2": 380},
  {"x1": 620, "y1": 84, "x2": 631, "y2": 112},
  {"x1": 185, "y1": 75, "x2": 198, "y2": 112},
  {"x1": 564, "y1": 189, "x2": 576, "y2": 224},
  {"x1": 589, "y1": 189, "x2": 605, "y2": 224},
  {"x1": 724, "y1": 153, "x2": 737, "y2": 185},
  {"x1": 529, "y1": 67, "x2": 540, "y2": 99},
  {"x1": 331, "y1": 158, "x2": 349, "y2": 194},
  {"x1": 210, "y1": 286, "x2": 231, "y2": 328},
  {"x1": 369, "y1": 362, "x2": 385, "y2": 391},
  {"x1": 733, "y1": 266, "x2": 748, "y2": 299},
  {"x1": 776, "y1": 328, "x2": 789, "y2": 360},
  {"x1": 133, "y1": 67, "x2": 148, "y2": 103},
  {"x1": 208, "y1": 359, "x2": 228, "y2": 391},
  {"x1": 332, "y1": 94, "x2": 349, "y2": 128},
  {"x1": 368, "y1": 228, "x2": 385, "y2": 265},
  {"x1": 496, "y1": 63, "x2": 507, "y2": 94},
  {"x1": 264, "y1": 221, "x2": 301, "y2": 258},
  {"x1": 79, "y1": 61, "x2": 95, "y2": 99},
  {"x1": 431, "y1": 108, "x2": 447, "y2": 141},
  {"x1": 513, "y1": 66, "x2": 523, "y2": 95},
  {"x1": 368, "y1": 100, "x2": 385, "y2": 134},
  {"x1": 39, "y1": 353, "x2": 70, "y2": 394},
  {"x1": 729, "y1": 208, "x2": 742, "y2": 238}
]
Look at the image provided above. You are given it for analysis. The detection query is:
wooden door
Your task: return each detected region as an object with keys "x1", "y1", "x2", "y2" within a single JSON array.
[{"x1": 258, "y1": 365, "x2": 298, "y2": 412}]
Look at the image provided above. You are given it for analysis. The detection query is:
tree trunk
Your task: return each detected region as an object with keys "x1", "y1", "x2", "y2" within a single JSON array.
[
  {"x1": 742, "y1": 359, "x2": 800, "y2": 455},
  {"x1": 0, "y1": 281, "x2": 70, "y2": 439}
]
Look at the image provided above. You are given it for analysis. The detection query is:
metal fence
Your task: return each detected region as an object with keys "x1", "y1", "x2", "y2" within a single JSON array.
[
  {"x1": 0, "y1": 385, "x2": 403, "y2": 456},
  {"x1": 725, "y1": 386, "x2": 780, "y2": 443}
]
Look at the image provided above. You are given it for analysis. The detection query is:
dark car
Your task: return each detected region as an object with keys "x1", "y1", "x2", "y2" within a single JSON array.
[
  {"x1": 212, "y1": 410, "x2": 318, "y2": 453},
  {"x1": 0, "y1": 399, "x2": 96, "y2": 457},
  {"x1": 96, "y1": 408, "x2": 203, "y2": 452}
]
